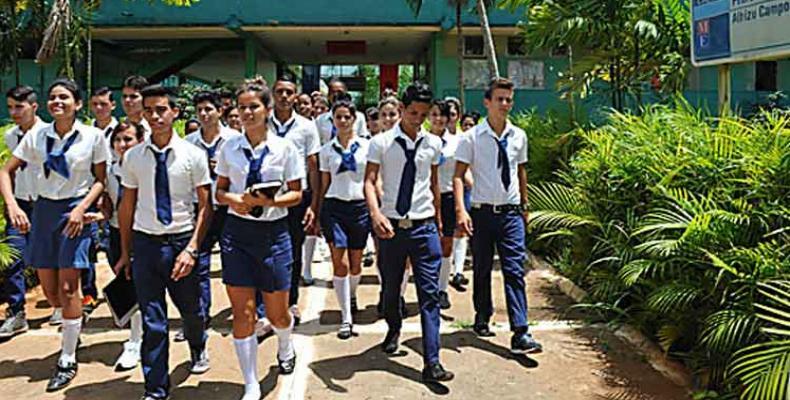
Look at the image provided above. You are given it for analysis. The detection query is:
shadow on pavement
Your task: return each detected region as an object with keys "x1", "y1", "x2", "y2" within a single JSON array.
[{"x1": 403, "y1": 331, "x2": 540, "y2": 369}]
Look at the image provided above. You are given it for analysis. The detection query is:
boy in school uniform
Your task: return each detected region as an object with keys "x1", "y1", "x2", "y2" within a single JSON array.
[
  {"x1": 315, "y1": 77, "x2": 370, "y2": 144},
  {"x1": 121, "y1": 75, "x2": 152, "y2": 136},
  {"x1": 364, "y1": 82, "x2": 454, "y2": 383},
  {"x1": 115, "y1": 85, "x2": 213, "y2": 400},
  {"x1": 0, "y1": 86, "x2": 46, "y2": 339},
  {"x1": 91, "y1": 86, "x2": 119, "y2": 139},
  {"x1": 453, "y1": 78, "x2": 542, "y2": 354}
]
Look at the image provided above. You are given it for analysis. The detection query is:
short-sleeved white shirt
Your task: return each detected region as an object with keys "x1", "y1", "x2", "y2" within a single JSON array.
[
  {"x1": 185, "y1": 126, "x2": 242, "y2": 204},
  {"x1": 434, "y1": 130, "x2": 460, "y2": 194},
  {"x1": 5, "y1": 118, "x2": 47, "y2": 201},
  {"x1": 268, "y1": 111, "x2": 320, "y2": 189},
  {"x1": 121, "y1": 134, "x2": 211, "y2": 235},
  {"x1": 106, "y1": 161, "x2": 124, "y2": 228},
  {"x1": 215, "y1": 133, "x2": 305, "y2": 222},
  {"x1": 367, "y1": 124, "x2": 442, "y2": 220},
  {"x1": 455, "y1": 120, "x2": 528, "y2": 206},
  {"x1": 319, "y1": 136, "x2": 370, "y2": 202},
  {"x1": 315, "y1": 111, "x2": 370, "y2": 145},
  {"x1": 13, "y1": 121, "x2": 110, "y2": 200},
  {"x1": 94, "y1": 117, "x2": 119, "y2": 161}
]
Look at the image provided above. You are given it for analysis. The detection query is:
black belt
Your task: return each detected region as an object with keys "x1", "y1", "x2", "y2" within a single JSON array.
[
  {"x1": 388, "y1": 217, "x2": 434, "y2": 230},
  {"x1": 134, "y1": 230, "x2": 193, "y2": 244},
  {"x1": 471, "y1": 203, "x2": 523, "y2": 214}
]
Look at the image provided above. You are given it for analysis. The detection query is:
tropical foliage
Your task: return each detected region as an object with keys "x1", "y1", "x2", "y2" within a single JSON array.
[{"x1": 527, "y1": 103, "x2": 790, "y2": 398}]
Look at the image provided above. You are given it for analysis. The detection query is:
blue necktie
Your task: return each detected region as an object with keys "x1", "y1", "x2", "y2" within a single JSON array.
[
  {"x1": 151, "y1": 148, "x2": 173, "y2": 226},
  {"x1": 271, "y1": 117, "x2": 296, "y2": 138},
  {"x1": 438, "y1": 137, "x2": 447, "y2": 166},
  {"x1": 200, "y1": 138, "x2": 222, "y2": 180},
  {"x1": 43, "y1": 131, "x2": 80, "y2": 179},
  {"x1": 17, "y1": 134, "x2": 27, "y2": 171},
  {"x1": 494, "y1": 133, "x2": 511, "y2": 191},
  {"x1": 333, "y1": 142, "x2": 360, "y2": 174},
  {"x1": 115, "y1": 174, "x2": 124, "y2": 208},
  {"x1": 242, "y1": 145, "x2": 270, "y2": 218},
  {"x1": 394, "y1": 136, "x2": 423, "y2": 217}
]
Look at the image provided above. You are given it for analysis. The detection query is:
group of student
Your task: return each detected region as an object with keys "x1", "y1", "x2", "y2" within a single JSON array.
[{"x1": 0, "y1": 72, "x2": 541, "y2": 400}]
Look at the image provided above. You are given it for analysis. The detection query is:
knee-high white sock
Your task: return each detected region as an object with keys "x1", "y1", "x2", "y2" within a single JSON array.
[
  {"x1": 59, "y1": 318, "x2": 82, "y2": 366},
  {"x1": 365, "y1": 236, "x2": 376, "y2": 253},
  {"x1": 349, "y1": 273, "x2": 362, "y2": 297},
  {"x1": 400, "y1": 269, "x2": 410, "y2": 297},
  {"x1": 440, "y1": 257, "x2": 452, "y2": 291},
  {"x1": 453, "y1": 237, "x2": 469, "y2": 275},
  {"x1": 302, "y1": 236, "x2": 317, "y2": 280},
  {"x1": 129, "y1": 311, "x2": 143, "y2": 344},
  {"x1": 233, "y1": 335, "x2": 260, "y2": 397},
  {"x1": 272, "y1": 317, "x2": 295, "y2": 361},
  {"x1": 333, "y1": 276, "x2": 352, "y2": 324}
]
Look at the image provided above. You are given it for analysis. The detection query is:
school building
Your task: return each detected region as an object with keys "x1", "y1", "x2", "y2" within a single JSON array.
[{"x1": 1, "y1": 0, "x2": 788, "y2": 118}]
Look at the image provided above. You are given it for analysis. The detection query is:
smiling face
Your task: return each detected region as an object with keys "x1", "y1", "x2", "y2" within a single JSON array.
[
  {"x1": 296, "y1": 94, "x2": 313, "y2": 118},
  {"x1": 429, "y1": 105, "x2": 448, "y2": 134},
  {"x1": 113, "y1": 126, "x2": 141, "y2": 157},
  {"x1": 90, "y1": 93, "x2": 115, "y2": 122},
  {"x1": 237, "y1": 91, "x2": 270, "y2": 132},
  {"x1": 196, "y1": 100, "x2": 221, "y2": 128},
  {"x1": 332, "y1": 106, "x2": 356, "y2": 134},
  {"x1": 142, "y1": 96, "x2": 179, "y2": 135},
  {"x1": 47, "y1": 86, "x2": 81, "y2": 122},
  {"x1": 484, "y1": 87, "x2": 514, "y2": 120},
  {"x1": 379, "y1": 102, "x2": 400, "y2": 131},
  {"x1": 225, "y1": 107, "x2": 242, "y2": 131}
]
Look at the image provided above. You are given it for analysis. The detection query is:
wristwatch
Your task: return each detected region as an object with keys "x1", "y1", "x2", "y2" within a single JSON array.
[{"x1": 184, "y1": 246, "x2": 199, "y2": 260}]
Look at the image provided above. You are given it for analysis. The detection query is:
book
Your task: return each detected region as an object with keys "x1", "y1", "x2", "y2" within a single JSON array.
[{"x1": 103, "y1": 274, "x2": 139, "y2": 328}]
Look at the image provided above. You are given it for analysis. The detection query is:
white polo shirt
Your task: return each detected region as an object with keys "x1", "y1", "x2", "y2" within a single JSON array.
[
  {"x1": 319, "y1": 136, "x2": 370, "y2": 202},
  {"x1": 5, "y1": 118, "x2": 47, "y2": 201},
  {"x1": 315, "y1": 111, "x2": 370, "y2": 145},
  {"x1": 185, "y1": 126, "x2": 242, "y2": 204},
  {"x1": 215, "y1": 133, "x2": 304, "y2": 222},
  {"x1": 434, "y1": 130, "x2": 460, "y2": 194},
  {"x1": 367, "y1": 124, "x2": 442, "y2": 220},
  {"x1": 13, "y1": 121, "x2": 110, "y2": 201},
  {"x1": 268, "y1": 111, "x2": 320, "y2": 189},
  {"x1": 121, "y1": 134, "x2": 211, "y2": 235},
  {"x1": 106, "y1": 161, "x2": 124, "y2": 228},
  {"x1": 455, "y1": 120, "x2": 528, "y2": 206}
]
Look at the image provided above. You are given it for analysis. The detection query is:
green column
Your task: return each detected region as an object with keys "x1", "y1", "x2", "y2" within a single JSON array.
[{"x1": 245, "y1": 38, "x2": 257, "y2": 78}]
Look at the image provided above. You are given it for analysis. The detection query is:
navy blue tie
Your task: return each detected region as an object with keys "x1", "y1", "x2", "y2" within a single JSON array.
[
  {"x1": 333, "y1": 142, "x2": 360, "y2": 174},
  {"x1": 271, "y1": 117, "x2": 296, "y2": 138},
  {"x1": 438, "y1": 137, "x2": 447, "y2": 166},
  {"x1": 494, "y1": 133, "x2": 511, "y2": 191},
  {"x1": 151, "y1": 148, "x2": 173, "y2": 226},
  {"x1": 17, "y1": 134, "x2": 27, "y2": 171},
  {"x1": 394, "y1": 136, "x2": 423, "y2": 217},
  {"x1": 44, "y1": 131, "x2": 80, "y2": 179},
  {"x1": 200, "y1": 138, "x2": 222, "y2": 180},
  {"x1": 242, "y1": 145, "x2": 270, "y2": 218}
]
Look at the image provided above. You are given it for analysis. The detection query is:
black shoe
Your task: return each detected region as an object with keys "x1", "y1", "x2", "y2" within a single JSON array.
[
  {"x1": 278, "y1": 352, "x2": 296, "y2": 374},
  {"x1": 350, "y1": 297, "x2": 358, "y2": 314},
  {"x1": 174, "y1": 329, "x2": 186, "y2": 342},
  {"x1": 46, "y1": 361, "x2": 78, "y2": 392},
  {"x1": 400, "y1": 297, "x2": 407, "y2": 316},
  {"x1": 449, "y1": 274, "x2": 466, "y2": 291},
  {"x1": 337, "y1": 322, "x2": 353, "y2": 340},
  {"x1": 363, "y1": 254, "x2": 374, "y2": 267},
  {"x1": 438, "y1": 291, "x2": 451, "y2": 310},
  {"x1": 459, "y1": 274, "x2": 469, "y2": 285},
  {"x1": 382, "y1": 330, "x2": 400, "y2": 354},
  {"x1": 421, "y1": 363, "x2": 454, "y2": 383},
  {"x1": 139, "y1": 395, "x2": 169, "y2": 400},
  {"x1": 473, "y1": 324, "x2": 495, "y2": 337},
  {"x1": 511, "y1": 331, "x2": 543, "y2": 354}
]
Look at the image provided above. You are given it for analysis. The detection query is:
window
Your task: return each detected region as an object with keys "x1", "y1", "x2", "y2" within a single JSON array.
[
  {"x1": 463, "y1": 36, "x2": 484, "y2": 58},
  {"x1": 507, "y1": 36, "x2": 526, "y2": 56},
  {"x1": 508, "y1": 60, "x2": 545, "y2": 90},
  {"x1": 755, "y1": 61, "x2": 778, "y2": 92}
]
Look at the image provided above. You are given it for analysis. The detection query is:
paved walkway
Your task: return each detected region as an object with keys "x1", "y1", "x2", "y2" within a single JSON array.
[{"x1": 0, "y1": 245, "x2": 689, "y2": 399}]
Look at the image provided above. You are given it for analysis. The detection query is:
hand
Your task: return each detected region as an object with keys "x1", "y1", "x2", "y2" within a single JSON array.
[
  {"x1": 63, "y1": 207, "x2": 86, "y2": 239},
  {"x1": 371, "y1": 212, "x2": 395, "y2": 240},
  {"x1": 8, "y1": 205, "x2": 30, "y2": 234},
  {"x1": 457, "y1": 211, "x2": 473, "y2": 237},
  {"x1": 435, "y1": 214, "x2": 443, "y2": 237},
  {"x1": 172, "y1": 250, "x2": 196, "y2": 281},
  {"x1": 114, "y1": 252, "x2": 132, "y2": 280},
  {"x1": 82, "y1": 212, "x2": 105, "y2": 223},
  {"x1": 228, "y1": 193, "x2": 251, "y2": 215},
  {"x1": 303, "y1": 207, "x2": 317, "y2": 233},
  {"x1": 242, "y1": 190, "x2": 275, "y2": 207}
]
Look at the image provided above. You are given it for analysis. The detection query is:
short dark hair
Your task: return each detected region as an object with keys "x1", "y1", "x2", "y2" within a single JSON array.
[
  {"x1": 193, "y1": 90, "x2": 222, "y2": 109},
  {"x1": 123, "y1": 75, "x2": 149, "y2": 92},
  {"x1": 401, "y1": 82, "x2": 432, "y2": 107},
  {"x1": 222, "y1": 105, "x2": 238, "y2": 119},
  {"x1": 484, "y1": 77, "x2": 515, "y2": 100},
  {"x1": 331, "y1": 98, "x2": 357, "y2": 117},
  {"x1": 236, "y1": 77, "x2": 273, "y2": 108},
  {"x1": 365, "y1": 106, "x2": 379, "y2": 121},
  {"x1": 140, "y1": 84, "x2": 178, "y2": 108},
  {"x1": 431, "y1": 99, "x2": 451, "y2": 119},
  {"x1": 462, "y1": 111, "x2": 480, "y2": 124},
  {"x1": 276, "y1": 72, "x2": 298, "y2": 85},
  {"x1": 327, "y1": 76, "x2": 345, "y2": 88},
  {"x1": 91, "y1": 86, "x2": 113, "y2": 98},
  {"x1": 110, "y1": 120, "x2": 145, "y2": 143},
  {"x1": 444, "y1": 97, "x2": 461, "y2": 115},
  {"x1": 6, "y1": 86, "x2": 37, "y2": 104},
  {"x1": 218, "y1": 89, "x2": 234, "y2": 100},
  {"x1": 48, "y1": 78, "x2": 82, "y2": 102},
  {"x1": 334, "y1": 92, "x2": 353, "y2": 104}
]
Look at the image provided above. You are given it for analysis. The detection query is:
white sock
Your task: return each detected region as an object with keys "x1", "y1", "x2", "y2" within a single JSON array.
[
  {"x1": 453, "y1": 237, "x2": 469, "y2": 275},
  {"x1": 303, "y1": 236, "x2": 317, "y2": 280},
  {"x1": 333, "y1": 275, "x2": 352, "y2": 324},
  {"x1": 129, "y1": 311, "x2": 143, "y2": 344},
  {"x1": 440, "y1": 257, "x2": 452, "y2": 291},
  {"x1": 59, "y1": 318, "x2": 82, "y2": 366},
  {"x1": 400, "y1": 269, "x2": 410, "y2": 297},
  {"x1": 349, "y1": 273, "x2": 362, "y2": 298},
  {"x1": 365, "y1": 236, "x2": 376, "y2": 253},
  {"x1": 272, "y1": 317, "x2": 295, "y2": 361},
  {"x1": 233, "y1": 335, "x2": 260, "y2": 396}
]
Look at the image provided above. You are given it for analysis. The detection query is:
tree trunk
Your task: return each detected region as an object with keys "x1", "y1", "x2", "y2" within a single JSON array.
[
  {"x1": 567, "y1": 45, "x2": 576, "y2": 127},
  {"x1": 476, "y1": 0, "x2": 499, "y2": 79},
  {"x1": 456, "y1": 2, "x2": 465, "y2": 112}
]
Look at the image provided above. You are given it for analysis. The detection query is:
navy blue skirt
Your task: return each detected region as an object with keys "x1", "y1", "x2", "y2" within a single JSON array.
[
  {"x1": 28, "y1": 197, "x2": 96, "y2": 269},
  {"x1": 320, "y1": 198, "x2": 370, "y2": 250},
  {"x1": 220, "y1": 215, "x2": 293, "y2": 292}
]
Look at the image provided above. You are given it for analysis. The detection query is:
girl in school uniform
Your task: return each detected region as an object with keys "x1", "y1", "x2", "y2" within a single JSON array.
[
  {"x1": 316, "y1": 99, "x2": 371, "y2": 339},
  {"x1": 0, "y1": 78, "x2": 110, "y2": 392},
  {"x1": 215, "y1": 79, "x2": 304, "y2": 400}
]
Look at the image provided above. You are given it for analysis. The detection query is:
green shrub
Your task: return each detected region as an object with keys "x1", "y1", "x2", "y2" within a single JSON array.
[{"x1": 511, "y1": 109, "x2": 582, "y2": 184}]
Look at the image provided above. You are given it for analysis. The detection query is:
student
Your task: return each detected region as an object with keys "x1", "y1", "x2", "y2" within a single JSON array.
[
  {"x1": 90, "y1": 86, "x2": 119, "y2": 139},
  {"x1": 121, "y1": 75, "x2": 152, "y2": 135},
  {"x1": 315, "y1": 78, "x2": 369, "y2": 144},
  {"x1": 378, "y1": 97, "x2": 401, "y2": 132},
  {"x1": 296, "y1": 93, "x2": 314, "y2": 119},
  {"x1": 268, "y1": 74, "x2": 321, "y2": 324},
  {"x1": 219, "y1": 89, "x2": 235, "y2": 116},
  {"x1": 364, "y1": 82, "x2": 453, "y2": 383},
  {"x1": 294, "y1": 92, "x2": 320, "y2": 285},
  {"x1": 444, "y1": 97, "x2": 471, "y2": 291},
  {"x1": 215, "y1": 79, "x2": 303, "y2": 400},
  {"x1": 223, "y1": 106, "x2": 243, "y2": 132},
  {"x1": 365, "y1": 106, "x2": 382, "y2": 137},
  {"x1": 0, "y1": 86, "x2": 47, "y2": 340},
  {"x1": 460, "y1": 111, "x2": 480, "y2": 132},
  {"x1": 102, "y1": 121, "x2": 146, "y2": 370},
  {"x1": 0, "y1": 78, "x2": 109, "y2": 391},
  {"x1": 454, "y1": 78, "x2": 542, "y2": 354},
  {"x1": 444, "y1": 97, "x2": 461, "y2": 135},
  {"x1": 115, "y1": 84, "x2": 212, "y2": 400},
  {"x1": 316, "y1": 99, "x2": 370, "y2": 339},
  {"x1": 184, "y1": 119, "x2": 201, "y2": 136},
  {"x1": 312, "y1": 96, "x2": 329, "y2": 119}
]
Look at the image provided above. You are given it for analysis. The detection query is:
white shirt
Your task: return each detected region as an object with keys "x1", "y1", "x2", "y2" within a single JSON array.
[
  {"x1": 13, "y1": 121, "x2": 110, "y2": 200},
  {"x1": 106, "y1": 162, "x2": 124, "y2": 228},
  {"x1": 434, "y1": 130, "x2": 460, "y2": 194},
  {"x1": 315, "y1": 111, "x2": 370, "y2": 145},
  {"x1": 121, "y1": 134, "x2": 211, "y2": 235},
  {"x1": 215, "y1": 133, "x2": 304, "y2": 222},
  {"x1": 455, "y1": 120, "x2": 528, "y2": 206},
  {"x1": 125, "y1": 116, "x2": 151, "y2": 140},
  {"x1": 185, "y1": 126, "x2": 242, "y2": 204},
  {"x1": 367, "y1": 124, "x2": 442, "y2": 220},
  {"x1": 319, "y1": 136, "x2": 370, "y2": 201},
  {"x1": 5, "y1": 118, "x2": 47, "y2": 201},
  {"x1": 94, "y1": 117, "x2": 120, "y2": 161},
  {"x1": 268, "y1": 111, "x2": 320, "y2": 189}
]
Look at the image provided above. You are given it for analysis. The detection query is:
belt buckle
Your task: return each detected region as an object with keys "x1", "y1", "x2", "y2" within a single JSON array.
[
  {"x1": 398, "y1": 219, "x2": 413, "y2": 229},
  {"x1": 492, "y1": 204, "x2": 503, "y2": 214}
]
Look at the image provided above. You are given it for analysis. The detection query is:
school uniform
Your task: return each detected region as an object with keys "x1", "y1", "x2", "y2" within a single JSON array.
[
  {"x1": 215, "y1": 133, "x2": 304, "y2": 292},
  {"x1": 12, "y1": 121, "x2": 109, "y2": 270},
  {"x1": 105, "y1": 161, "x2": 124, "y2": 267},
  {"x1": 2, "y1": 119, "x2": 46, "y2": 313},
  {"x1": 185, "y1": 126, "x2": 241, "y2": 321},
  {"x1": 268, "y1": 112, "x2": 320, "y2": 308},
  {"x1": 318, "y1": 136, "x2": 371, "y2": 250},
  {"x1": 436, "y1": 130, "x2": 460, "y2": 237},
  {"x1": 367, "y1": 124, "x2": 444, "y2": 366},
  {"x1": 315, "y1": 111, "x2": 370, "y2": 145},
  {"x1": 121, "y1": 133, "x2": 211, "y2": 399},
  {"x1": 455, "y1": 119, "x2": 530, "y2": 332}
]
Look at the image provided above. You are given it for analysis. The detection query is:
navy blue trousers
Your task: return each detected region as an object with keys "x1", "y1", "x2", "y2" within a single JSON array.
[
  {"x1": 470, "y1": 209, "x2": 529, "y2": 331},
  {"x1": 287, "y1": 190, "x2": 311, "y2": 307},
  {"x1": 379, "y1": 221, "x2": 442, "y2": 365},
  {"x1": 2, "y1": 199, "x2": 32, "y2": 313},
  {"x1": 132, "y1": 231, "x2": 207, "y2": 399}
]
